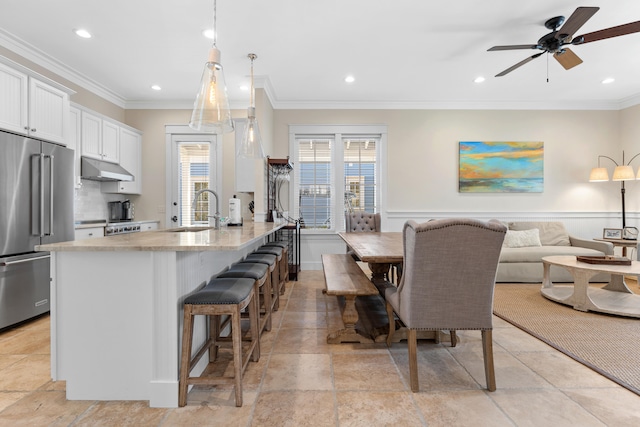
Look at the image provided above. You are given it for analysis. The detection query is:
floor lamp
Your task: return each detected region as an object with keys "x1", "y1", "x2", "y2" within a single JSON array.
[{"x1": 589, "y1": 151, "x2": 640, "y2": 229}]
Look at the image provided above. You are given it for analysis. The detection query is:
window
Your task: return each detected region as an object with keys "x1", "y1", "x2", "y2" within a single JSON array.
[{"x1": 290, "y1": 125, "x2": 386, "y2": 231}]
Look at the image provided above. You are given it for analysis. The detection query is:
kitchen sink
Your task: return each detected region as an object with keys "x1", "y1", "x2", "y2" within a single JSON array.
[{"x1": 164, "y1": 226, "x2": 214, "y2": 232}]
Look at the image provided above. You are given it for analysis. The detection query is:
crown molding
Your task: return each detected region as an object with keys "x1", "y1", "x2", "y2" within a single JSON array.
[{"x1": 0, "y1": 29, "x2": 127, "y2": 108}]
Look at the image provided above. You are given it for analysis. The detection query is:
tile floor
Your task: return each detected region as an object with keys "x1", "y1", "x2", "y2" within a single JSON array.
[{"x1": 1, "y1": 270, "x2": 640, "y2": 426}]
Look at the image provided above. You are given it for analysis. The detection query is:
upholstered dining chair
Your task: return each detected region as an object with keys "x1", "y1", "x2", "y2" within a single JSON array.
[
  {"x1": 385, "y1": 218, "x2": 507, "y2": 392},
  {"x1": 344, "y1": 211, "x2": 382, "y2": 261}
]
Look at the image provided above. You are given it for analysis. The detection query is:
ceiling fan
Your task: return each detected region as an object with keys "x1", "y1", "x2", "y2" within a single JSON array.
[{"x1": 488, "y1": 6, "x2": 640, "y2": 77}]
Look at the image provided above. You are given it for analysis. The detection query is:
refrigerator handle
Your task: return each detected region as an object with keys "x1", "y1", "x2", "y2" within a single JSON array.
[
  {"x1": 39, "y1": 153, "x2": 45, "y2": 237},
  {"x1": 0, "y1": 254, "x2": 51, "y2": 266},
  {"x1": 46, "y1": 154, "x2": 55, "y2": 236}
]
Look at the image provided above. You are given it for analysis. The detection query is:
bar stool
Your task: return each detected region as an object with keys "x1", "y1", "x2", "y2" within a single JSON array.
[
  {"x1": 262, "y1": 241, "x2": 289, "y2": 283},
  {"x1": 218, "y1": 262, "x2": 272, "y2": 334},
  {"x1": 178, "y1": 277, "x2": 260, "y2": 407},
  {"x1": 253, "y1": 246, "x2": 286, "y2": 296},
  {"x1": 243, "y1": 253, "x2": 280, "y2": 311}
]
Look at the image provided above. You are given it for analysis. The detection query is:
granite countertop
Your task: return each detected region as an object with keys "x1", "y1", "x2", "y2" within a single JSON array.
[{"x1": 39, "y1": 222, "x2": 282, "y2": 252}]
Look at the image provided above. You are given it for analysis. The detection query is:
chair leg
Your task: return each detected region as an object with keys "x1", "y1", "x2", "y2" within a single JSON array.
[
  {"x1": 450, "y1": 330, "x2": 457, "y2": 347},
  {"x1": 209, "y1": 315, "x2": 220, "y2": 362},
  {"x1": 231, "y1": 308, "x2": 243, "y2": 407},
  {"x1": 251, "y1": 285, "x2": 260, "y2": 362},
  {"x1": 408, "y1": 329, "x2": 419, "y2": 392},
  {"x1": 482, "y1": 329, "x2": 496, "y2": 391},
  {"x1": 178, "y1": 306, "x2": 194, "y2": 407},
  {"x1": 385, "y1": 302, "x2": 395, "y2": 346}
]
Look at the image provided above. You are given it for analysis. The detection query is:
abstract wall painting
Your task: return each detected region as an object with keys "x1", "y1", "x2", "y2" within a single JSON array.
[{"x1": 459, "y1": 141, "x2": 544, "y2": 193}]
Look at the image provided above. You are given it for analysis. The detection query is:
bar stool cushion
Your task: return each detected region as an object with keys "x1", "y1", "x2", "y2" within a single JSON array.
[
  {"x1": 184, "y1": 278, "x2": 255, "y2": 305},
  {"x1": 218, "y1": 263, "x2": 269, "y2": 280},
  {"x1": 263, "y1": 242, "x2": 287, "y2": 249},
  {"x1": 254, "y1": 246, "x2": 282, "y2": 257},
  {"x1": 243, "y1": 253, "x2": 277, "y2": 267}
]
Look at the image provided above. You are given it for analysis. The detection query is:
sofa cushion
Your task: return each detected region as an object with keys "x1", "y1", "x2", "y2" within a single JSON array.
[
  {"x1": 503, "y1": 229, "x2": 542, "y2": 248},
  {"x1": 499, "y1": 245, "x2": 605, "y2": 263},
  {"x1": 508, "y1": 221, "x2": 571, "y2": 246}
]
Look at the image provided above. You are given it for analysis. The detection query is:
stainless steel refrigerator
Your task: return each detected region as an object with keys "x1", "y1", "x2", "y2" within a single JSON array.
[{"x1": 0, "y1": 129, "x2": 74, "y2": 330}]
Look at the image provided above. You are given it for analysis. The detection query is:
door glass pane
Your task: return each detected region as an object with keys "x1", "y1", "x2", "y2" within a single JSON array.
[{"x1": 179, "y1": 143, "x2": 210, "y2": 226}]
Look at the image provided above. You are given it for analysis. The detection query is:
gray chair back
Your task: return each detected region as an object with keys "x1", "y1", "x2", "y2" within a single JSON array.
[
  {"x1": 345, "y1": 212, "x2": 381, "y2": 232},
  {"x1": 392, "y1": 218, "x2": 506, "y2": 330}
]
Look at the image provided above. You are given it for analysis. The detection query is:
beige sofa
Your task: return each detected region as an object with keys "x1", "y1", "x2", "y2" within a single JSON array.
[{"x1": 496, "y1": 221, "x2": 614, "y2": 283}]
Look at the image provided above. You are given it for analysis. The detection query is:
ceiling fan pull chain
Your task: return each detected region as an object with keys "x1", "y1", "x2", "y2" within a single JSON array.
[{"x1": 546, "y1": 53, "x2": 549, "y2": 83}]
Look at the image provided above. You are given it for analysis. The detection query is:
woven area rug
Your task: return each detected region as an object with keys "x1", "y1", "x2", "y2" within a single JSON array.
[{"x1": 493, "y1": 283, "x2": 640, "y2": 395}]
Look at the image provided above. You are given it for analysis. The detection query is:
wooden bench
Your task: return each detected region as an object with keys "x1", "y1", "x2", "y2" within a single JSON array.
[{"x1": 322, "y1": 254, "x2": 380, "y2": 343}]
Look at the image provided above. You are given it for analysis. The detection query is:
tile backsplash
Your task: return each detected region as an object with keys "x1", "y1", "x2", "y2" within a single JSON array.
[{"x1": 74, "y1": 180, "x2": 127, "y2": 221}]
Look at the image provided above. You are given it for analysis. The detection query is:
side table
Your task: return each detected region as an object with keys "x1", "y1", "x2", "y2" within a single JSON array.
[{"x1": 594, "y1": 238, "x2": 637, "y2": 258}]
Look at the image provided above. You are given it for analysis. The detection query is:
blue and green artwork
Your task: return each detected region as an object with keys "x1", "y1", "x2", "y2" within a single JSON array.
[{"x1": 459, "y1": 141, "x2": 543, "y2": 193}]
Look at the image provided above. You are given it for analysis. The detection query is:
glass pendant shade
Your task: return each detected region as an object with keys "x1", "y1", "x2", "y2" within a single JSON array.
[
  {"x1": 612, "y1": 165, "x2": 635, "y2": 181},
  {"x1": 237, "y1": 109, "x2": 265, "y2": 158},
  {"x1": 588, "y1": 167, "x2": 609, "y2": 182},
  {"x1": 189, "y1": 47, "x2": 234, "y2": 133},
  {"x1": 237, "y1": 53, "x2": 265, "y2": 158}
]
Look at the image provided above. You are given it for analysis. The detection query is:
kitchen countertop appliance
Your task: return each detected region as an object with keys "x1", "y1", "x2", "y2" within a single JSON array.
[
  {"x1": 108, "y1": 200, "x2": 134, "y2": 222},
  {"x1": 0, "y1": 130, "x2": 74, "y2": 330}
]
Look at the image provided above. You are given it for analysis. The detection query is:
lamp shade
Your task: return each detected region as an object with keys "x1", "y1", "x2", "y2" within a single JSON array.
[
  {"x1": 189, "y1": 47, "x2": 234, "y2": 133},
  {"x1": 588, "y1": 167, "x2": 609, "y2": 182},
  {"x1": 612, "y1": 165, "x2": 635, "y2": 181},
  {"x1": 237, "y1": 110, "x2": 265, "y2": 158}
]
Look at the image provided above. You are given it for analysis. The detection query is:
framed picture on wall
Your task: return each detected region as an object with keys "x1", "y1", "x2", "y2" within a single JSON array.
[{"x1": 603, "y1": 228, "x2": 623, "y2": 239}]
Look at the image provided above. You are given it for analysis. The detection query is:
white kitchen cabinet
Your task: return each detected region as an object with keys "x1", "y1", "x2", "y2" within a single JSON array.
[
  {"x1": 101, "y1": 127, "x2": 142, "y2": 194},
  {"x1": 75, "y1": 227, "x2": 105, "y2": 240},
  {"x1": 81, "y1": 111, "x2": 119, "y2": 163},
  {"x1": 140, "y1": 222, "x2": 158, "y2": 232},
  {"x1": 68, "y1": 106, "x2": 82, "y2": 188},
  {"x1": 0, "y1": 61, "x2": 70, "y2": 145}
]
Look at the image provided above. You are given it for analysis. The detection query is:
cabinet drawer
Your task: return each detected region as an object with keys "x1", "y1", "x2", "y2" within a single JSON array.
[{"x1": 75, "y1": 227, "x2": 105, "y2": 240}]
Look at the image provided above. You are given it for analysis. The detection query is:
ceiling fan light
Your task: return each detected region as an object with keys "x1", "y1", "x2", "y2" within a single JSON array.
[{"x1": 589, "y1": 167, "x2": 609, "y2": 182}]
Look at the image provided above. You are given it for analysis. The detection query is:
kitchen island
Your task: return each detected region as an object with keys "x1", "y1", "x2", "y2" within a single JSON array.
[{"x1": 36, "y1": 222, "x2": 282, "y2": 408}]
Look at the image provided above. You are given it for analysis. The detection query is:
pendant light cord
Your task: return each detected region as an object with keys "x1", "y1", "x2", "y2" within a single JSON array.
[
  {"x1": 212, "y1": 0, "x2": 217, "y2": 46},
  {"x1": 248, "y1": 54, "x2": 257, "y2": 110}
]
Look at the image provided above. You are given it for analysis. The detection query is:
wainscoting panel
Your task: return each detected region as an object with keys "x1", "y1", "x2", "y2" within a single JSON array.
[{"x1": 300, "y1": 211, "x2": 640, "y2": 270}]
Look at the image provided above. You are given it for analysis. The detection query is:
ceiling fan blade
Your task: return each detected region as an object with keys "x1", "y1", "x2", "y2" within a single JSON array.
[
  {"x1": 574, "y1": 20, "x2": 640, "y2": 44},
  {"x1": 553, "y1": 48, "x2": 583, "y2": 70},
  {"x1": 488, "y1": 44, "x2": 539, "y2": 51},
  {"x1": 556, "y1": 6, "x2": 599, "y2": 40},
  {"x1": 495, "y1": 52, "x2": 544, "y2": 77}
]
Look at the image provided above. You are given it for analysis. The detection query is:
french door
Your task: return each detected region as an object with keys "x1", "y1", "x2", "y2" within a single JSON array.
[{"x1": 166, "y1": 126, "x2": 221, "y2": 227}]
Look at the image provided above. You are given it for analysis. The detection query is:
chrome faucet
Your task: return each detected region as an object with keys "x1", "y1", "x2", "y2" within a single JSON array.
[{"x1": 192, "y1": 188, "x2": 221, "y2": 229}]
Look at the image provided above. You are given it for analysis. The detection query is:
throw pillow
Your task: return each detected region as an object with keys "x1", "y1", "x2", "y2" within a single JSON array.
[{"x1": 503, "y1": 229, "x2": 542, "y2": 248}]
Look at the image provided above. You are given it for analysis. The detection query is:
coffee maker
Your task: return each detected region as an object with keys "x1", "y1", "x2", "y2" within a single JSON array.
[{"x1": 108, "y1": 200, "x2": 134, "y2": 222}]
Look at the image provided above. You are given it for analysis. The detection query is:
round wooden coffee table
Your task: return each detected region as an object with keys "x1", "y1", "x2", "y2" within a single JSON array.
[{"x1": 541, "y1": 255, "x2": 640, "y2": 318}]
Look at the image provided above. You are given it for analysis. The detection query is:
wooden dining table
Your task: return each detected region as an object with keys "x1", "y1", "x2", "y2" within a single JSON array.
[{"x1": 338, "y1": 231, "x2": 403, "y2": 283}]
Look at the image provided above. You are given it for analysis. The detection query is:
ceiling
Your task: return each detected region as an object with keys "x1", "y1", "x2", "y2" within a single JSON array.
[{"x1": 1, "y1": 0, "x2": 640, "y2": 110}]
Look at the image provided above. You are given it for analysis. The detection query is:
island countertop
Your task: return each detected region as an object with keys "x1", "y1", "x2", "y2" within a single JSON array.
[{"x1": 37, "y1": 222, "x2": 283, "y2": 252}]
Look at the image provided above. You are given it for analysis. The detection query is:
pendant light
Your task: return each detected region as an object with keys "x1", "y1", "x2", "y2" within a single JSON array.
[
  {"x1": 189, "y1": 0, "x2": 234, "y2": 133},
  {"x1": 237, "y1": 53, "x2": 265, "y2": 158}
]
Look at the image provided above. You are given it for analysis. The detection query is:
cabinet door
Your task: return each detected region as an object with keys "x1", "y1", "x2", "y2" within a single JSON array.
[
  {"x1": 0, "y1": 62, "x2": 28, "y2": 135},
  {"x1": 81, "y1": 111, "x2": 102, "y2": 160},
  {"x1": 28, "y1": 77, "x2": 69, "y2": 144},
  {"x1": 68, "y1": 107, "x2": 82, "y2": 188},
  {"x1": 101, "y1": 120, "x2": 120, "y2": 163},
  {"x1": 102, "y1": 128, "x2": 141, "y2": 194},
  {"x1": 74, "y1": 227, "x2": 105, "y2": 240}
]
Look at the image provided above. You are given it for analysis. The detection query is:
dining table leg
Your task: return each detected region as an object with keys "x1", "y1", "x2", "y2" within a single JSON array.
[{"x1": 368, "y1": 262, "x2": 391, "y2": 283}]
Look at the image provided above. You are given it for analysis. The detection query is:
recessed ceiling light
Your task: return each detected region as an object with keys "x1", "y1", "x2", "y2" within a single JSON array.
[
  {"x1": 202, "y1": 29, "x2": 215, "y2": 39},
  {"x1": 602, "y1": 77, "x2": 615, "y2": 84},
  {"x1": 74, "y1": 29, "x2": 92, "y2": 39},
  {"x1": 151, "y1": 85, "x2": 162, "y2": 91},
  {"x1": 344, "y1": 75, "x2": 355, "y2": 83},
  {"x1": 239, "y1": 84, "x2": 249, "y2": 91},
  {"x1": 474, "y1": 76, "x2": 486, "y2": 83}
]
